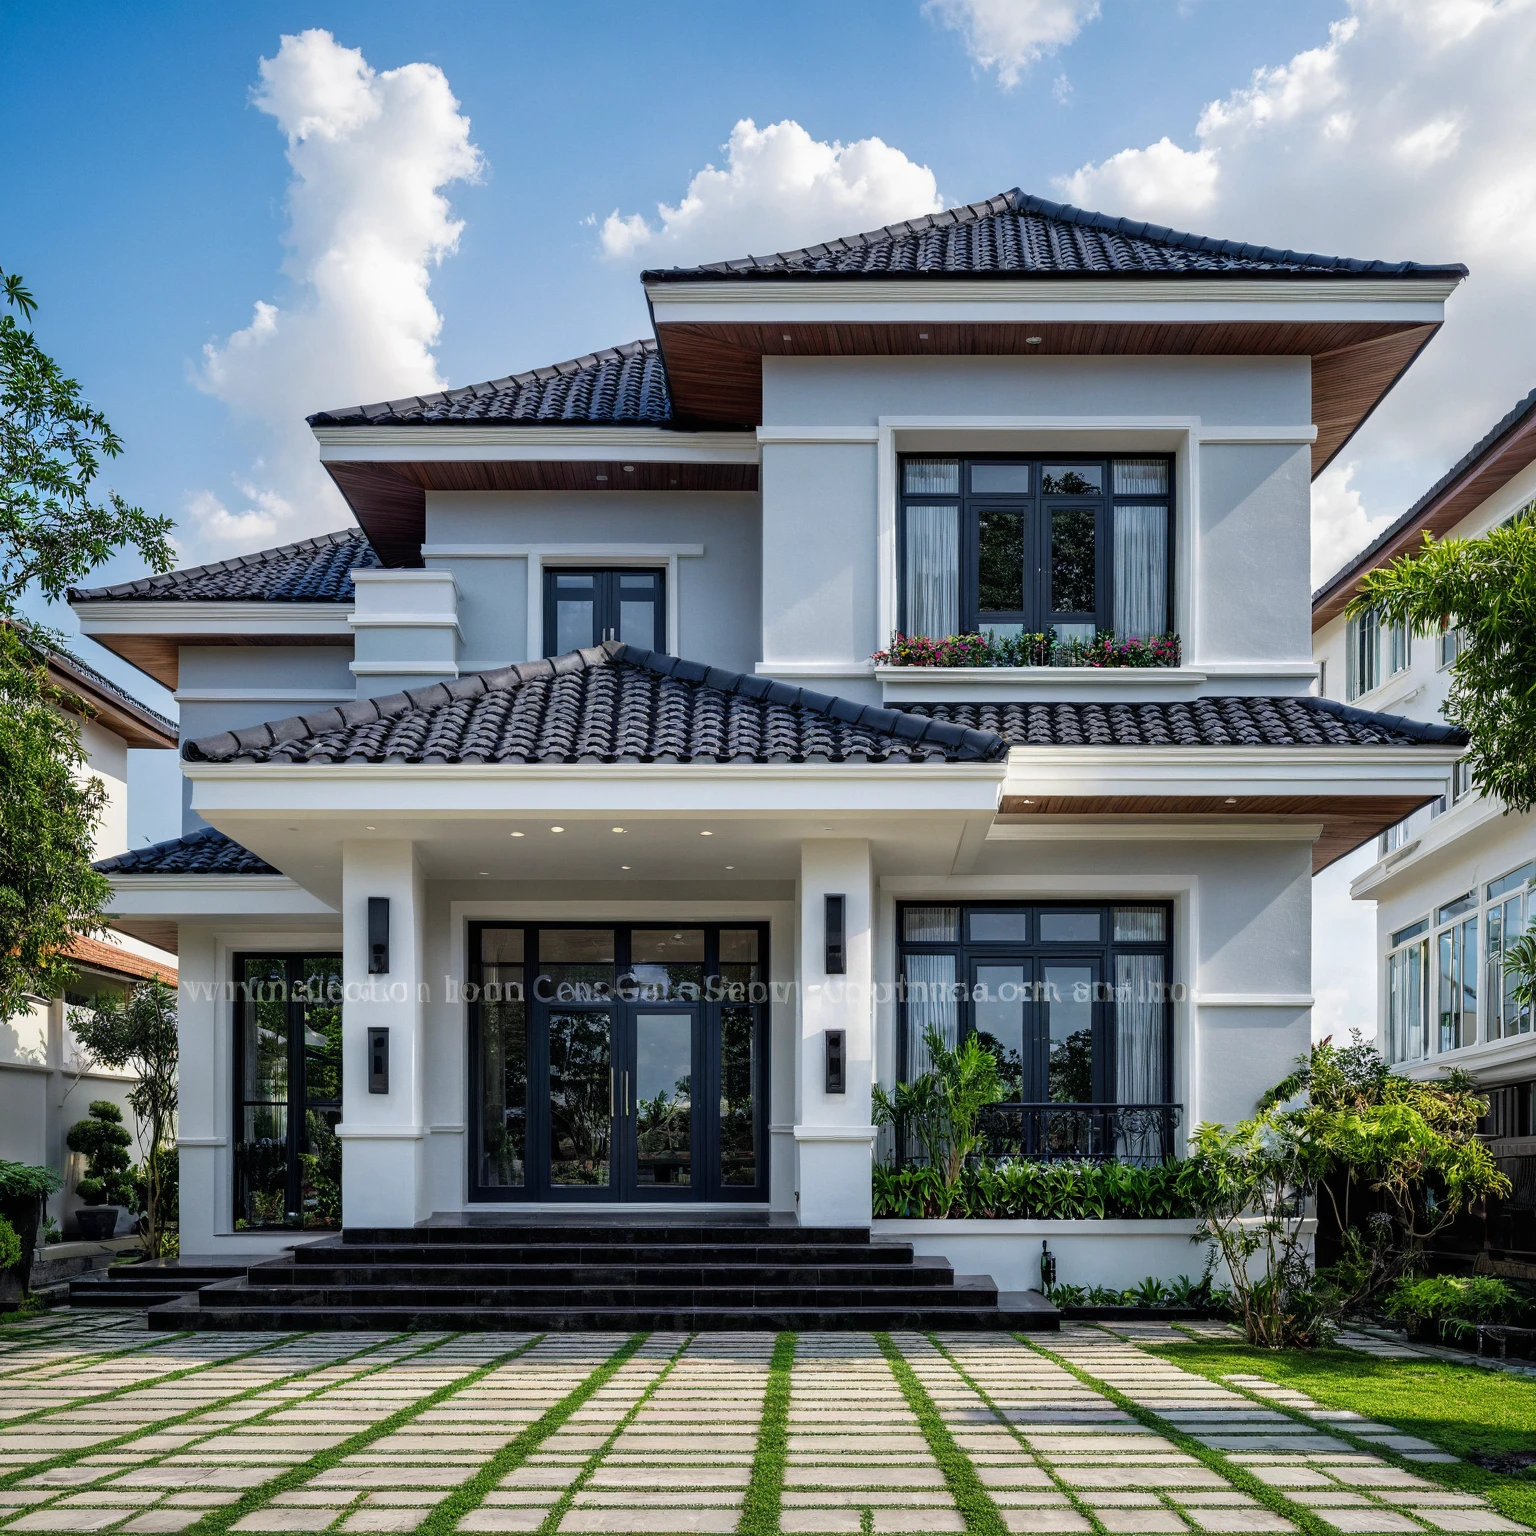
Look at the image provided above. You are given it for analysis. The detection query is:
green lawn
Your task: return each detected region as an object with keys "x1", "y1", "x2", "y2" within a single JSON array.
[{"x1": 1155, "y1": 1336, "x2": 1536, "y2": 1529}]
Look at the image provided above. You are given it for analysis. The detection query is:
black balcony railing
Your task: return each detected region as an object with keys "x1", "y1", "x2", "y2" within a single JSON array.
[{"x1": 974, "y1": 1102, "x2": 1182, "y2": 1165}]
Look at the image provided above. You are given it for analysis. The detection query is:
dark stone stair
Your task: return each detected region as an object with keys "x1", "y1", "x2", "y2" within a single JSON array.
[
  {"x1": 70, "y1": 1259, "x2": 252, "y2": 1309},
  {"x1": 147, "y1": 1215, "x2": 1059, "y2": 1332}
]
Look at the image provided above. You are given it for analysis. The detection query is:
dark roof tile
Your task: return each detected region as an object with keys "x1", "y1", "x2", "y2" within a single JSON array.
[{"x1": 94, "y1": 828, "x2": 279, "y2": 876}]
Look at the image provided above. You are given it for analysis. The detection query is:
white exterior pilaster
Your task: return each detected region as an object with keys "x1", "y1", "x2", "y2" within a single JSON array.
[
  {"x1": 339, "y1": 840, "x2": 428, "y2": 1228},
  {"x1": 795, "y1": 839, "x2": 875, "y2": 1226}
]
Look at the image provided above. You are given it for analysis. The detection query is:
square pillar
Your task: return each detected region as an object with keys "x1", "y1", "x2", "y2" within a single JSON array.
[
  {"x1": 795, "y1": 839, "x2": 875, "y2": 1227},
  {"x1": 338, "y1": 840, "x2": 427, "y2": 1229}
]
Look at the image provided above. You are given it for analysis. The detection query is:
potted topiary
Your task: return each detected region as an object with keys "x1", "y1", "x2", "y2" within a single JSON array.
[
  {"x1": 0, "y1": 1161, "x2": 63, "y2": 1302},
  {"x1": 67, "y1": 1101, "x2": 134, "y2": 1242}
]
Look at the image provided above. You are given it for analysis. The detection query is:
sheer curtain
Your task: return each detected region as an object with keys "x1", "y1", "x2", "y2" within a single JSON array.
[
  {"x1": 1115, "y1": 952, "x2": 1167, "y2": 1161},
  {"x1": 1113, "y1": 504, "x2": 1168, "y2": 639},
  {"x1": 904, "y1": 954, "x2": 958, "y2": 1078},
  {"x1": 904, "y1": 505, "x2": 959, "y2": 639}
]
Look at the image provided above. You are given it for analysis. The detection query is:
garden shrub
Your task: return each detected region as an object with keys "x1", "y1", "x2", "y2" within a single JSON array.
[
  {"x1": 66, "y1": 1100, "x2": 134, "y2": 1208},
  {"x1": 871, "y1": 1157, "x2": 1215, "y2": 1219},
  {"x1": 1382, "y1": 1274, "x2": 1527, "y2": 1339}
]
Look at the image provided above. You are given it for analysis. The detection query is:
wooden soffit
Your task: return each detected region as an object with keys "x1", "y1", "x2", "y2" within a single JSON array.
[
  {"x1": 83, "y1": 631, "x2": 351, "y2": 693},
  {"x1": 996, "y1": 792, "x2": 1440, "y2": 874},
  {"x1": 653, "y1": 318, "x2": 1439, "y2": 479},
  {"x1": 325, "y1": 459, "x2": 760, "y2": 569}
]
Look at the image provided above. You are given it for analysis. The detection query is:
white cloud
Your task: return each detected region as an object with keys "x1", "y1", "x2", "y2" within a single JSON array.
[
  {"x1": 1059, "y1": 138, "x2": 1218, "y2": 219},
  {"x1": 1310, "y1": 461, "x2": 1394, "y2": 590},
  {"x1": 599, "y1": 119, "x2": 943, "y2": 268},
  {"x1": 924, "y1": 0, "x2": 1102, "y2": 89},
  {"x1": 191, "y1": 30, "x2": 481, "y2": 552},
  {"x1": 1057, "y1": 0, "x2": 1536, "y2": 568}
]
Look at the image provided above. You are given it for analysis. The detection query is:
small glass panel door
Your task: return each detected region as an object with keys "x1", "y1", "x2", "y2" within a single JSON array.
[
  {"x1": 544, "y1": 569, "x2": 665, "y2": 654},
  {"x1": 547, "y1": 1009, "x2": 614, "y2": 1193},
  {"x1": 626, "y1": 1009, "x2": 697, "y2": 1194}
]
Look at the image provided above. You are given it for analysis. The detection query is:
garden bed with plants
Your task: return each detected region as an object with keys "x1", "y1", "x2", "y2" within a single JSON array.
[{"x1": 872, "y1": 629, "x2": 1182, "y2": 668}]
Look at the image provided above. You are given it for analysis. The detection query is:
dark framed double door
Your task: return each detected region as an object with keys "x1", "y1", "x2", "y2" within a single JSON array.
[
  {"x1": 967, "y1": 955, "x2": 1110, "y2": 1103},
  {"x1": 470, "y1": 922, "x2": 767, "y2": 1203}
]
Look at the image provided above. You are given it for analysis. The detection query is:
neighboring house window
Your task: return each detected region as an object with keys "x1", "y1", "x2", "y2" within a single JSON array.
[
  {"x1": 1344, "y1": 609, "x2": 1409, "y2": 699},
  {"x1": 1452, "y1": 757, "x2": 1472, "y2": 803},
  {"x1": 1317, "y1": 659, "x2": 1328, "y2": 699},
  {"x1": 544, "y1": 568, "x2": 665, "y2": 655},
  {"x1": 1385, "y1": 918, "x2": 1428, "y2": 1065},
  {"x1": 1437, "y1": 620, "x2": 1461, "y2": 670},
  {"x1": 897, "y1": 456, "x2": 1173, "y2": 643},
  {"x1": 1379, "y1": 817, "x2": 1413, "y2": 857},
  {"x1": 1435, "y1": 891, "x2": 1479, "y2": 1053},
  {"x1": 1484, "y1": 862, "x2": 1534, "y2": 1044}
]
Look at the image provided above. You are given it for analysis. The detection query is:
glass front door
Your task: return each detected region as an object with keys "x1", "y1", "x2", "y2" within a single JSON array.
[{"x1": 469, "y1": 924, "x2": 766, "y2": 1202}]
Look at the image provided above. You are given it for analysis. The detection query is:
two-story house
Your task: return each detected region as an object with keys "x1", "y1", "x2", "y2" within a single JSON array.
[
  {"x1": 74, "y1": 189, "x2": 1467, "y2": 1313},
  {"x1": 1313, "y1": 388, "x2": 1536, "y2": 1148}
]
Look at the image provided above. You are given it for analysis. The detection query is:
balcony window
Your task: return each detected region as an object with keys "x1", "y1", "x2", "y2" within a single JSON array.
[
  {"x1": 898, "y1": 454, "x2": 1173, "y2": 647},
  {"x1": 544, "y1": 568, "x2": 664, "y2": 655},
  {"x1": 1345, "y1": 609, "x2": 1409, "y2": 699}
]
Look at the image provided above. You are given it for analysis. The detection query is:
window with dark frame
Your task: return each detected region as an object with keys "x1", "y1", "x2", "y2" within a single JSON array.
[
  {"x1": 898, "y1": 455, "x2": 1174, "y2": 643},
  {"x1": 543, "y1": 568, "x2": 665, "y2": 656}
]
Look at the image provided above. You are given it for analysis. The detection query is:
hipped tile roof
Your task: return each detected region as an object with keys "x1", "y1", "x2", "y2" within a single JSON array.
[
  {"x1": 182, "y1": 644, "x2": 1004, "y2": 766},
  {"x1": 94, "y1": 827, "x2": 280, "y2": 877},
  {"x1": 643, "y1": 189, "x2": 1468, "y2": 283},
  {"x1": 69, "y1": 530, "x2": 379, "y2": 604}
]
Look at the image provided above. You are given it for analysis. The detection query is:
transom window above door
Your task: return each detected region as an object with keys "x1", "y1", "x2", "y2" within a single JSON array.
[
  {"x1": 898, "y1": 455, "x2": 1173, "y2": 643},
  {"x1": 545, "y1": 568, "x2": 665, "y2": 656}
]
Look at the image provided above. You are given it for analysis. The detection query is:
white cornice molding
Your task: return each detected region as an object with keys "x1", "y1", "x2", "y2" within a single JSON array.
[
  {"x1": 422, "y1": 542, "x2": 706, "y2": 560},
  {"x1": 107, "y1": 874, "x2": 303, "y2": 891},
  {"x1": 313, "y1": 425, "x2": 759, "y2": 462},
  {"x1": 73, "y1": 601, "x2": 353, "y2": 636},
  {"x1": 174, "y1": 688, "x2": 352, "y2": 705},
  {"x1": 793, "y1": 1125, "x2": 878, "y2": 1142},
  {"x1": 757, "y1": 426, "x2": 881, "y2": 445},
  {"x1": 988, "y1": 819, "x2": 1324, "y2": 844},
  {"x1": 1199, "y1": 424, "x2": 1318, "y2": 445},
  {"x1": 1195, "y1": 992, "x2": 1314, "y2": 1007}
]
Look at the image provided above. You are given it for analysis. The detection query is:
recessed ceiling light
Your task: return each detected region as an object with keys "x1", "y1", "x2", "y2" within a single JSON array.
[
  {"x1": 1021, "y1": 799, "x2": 1034, "y2": 804},
  {"x1": 365, "y1": 825, "x2": 376, "y2": 830},
  {"x1": 822, "y1": 826, "x2": 834, "y2": 832},
  {"x1": 782, "y1": 334, "x2": 792, "y2": 341},
  {"x1": 479, "y1": 871, "x2": 490, "y2": 876},
  {"x1": 550, "y1": 826, "x2": 565, "y2": 833},
  {"x1": 287, "y1": 827, "x2": 298, "y2": 832},
  {"x1": 1025, "y1": 336, "x2": 1043, "y2": 345},
  {"x1": 623, "y1": 465, "x2": 635, "y2": 473},
  {"x1": 612, "y1": 827, "x2": 626, "y2": 833},
  {"x1": 510, "y1": 831, "x2": 524, "y2": 838},
  {"x1": 620, "y1": 865, "x2": 632, "y2": 870},
  {"x1": 1225, "y1": 797, "x2": 1238, "y2": 805},
  {"x1": 594, "y1": 474, "x2": 608, "y2": 482},
  {"x1": 725, "y1": 865, "x2": 735, "y2": 870},
  {"x1": 700, "y1": 830, "x2": 713, "y2": 836},
  {"x1": 918, "y1": 332, "x2": 929, "y2": 339}
]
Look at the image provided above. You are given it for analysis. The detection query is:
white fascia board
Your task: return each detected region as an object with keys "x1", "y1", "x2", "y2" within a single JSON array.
[
  {"x1": 72, "y1": 601, "x2": 353, "y2": 638},
  {"x1": 646, "y1": 277, "x2": 1454, "y2": 325},
  {"x1": 1000, "y1": 744, "x2": 1460, "y2": 801},
  {"x1": 185, "y1": 762, "x2": 1005, "y2": 817},
  {"x1": 104, "y1": 876, "x2": 336, "y2": 919},
  {"x1": 312, "y1": 426, "x2": 759, "y2": 464}
]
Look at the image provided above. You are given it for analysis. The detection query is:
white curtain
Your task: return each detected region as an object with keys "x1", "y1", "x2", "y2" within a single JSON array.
[
  {"x1": 905, "y1": 505, "x2": 959, "y2": 639},
  {"x1": 1114, "y1": 953, "x2": 1165, "y2": 1104},
  {"x1": 1113, "y1": 504, "x2": 1168, "y2": 639},
  {"x1": 904, "y1": 953, "x2": 958, "y2": 1079}
]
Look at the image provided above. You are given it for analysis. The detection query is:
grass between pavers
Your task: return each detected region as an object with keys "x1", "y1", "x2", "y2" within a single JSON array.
[
  {"x1": 532, "y1": 1332, "x2": 691, "y2": 1536},
  {"x1": 1148, "y1": 1337, "x2": 1536, "y2": 1531},
  {"x1": 0, "y1": 1323, "x2": 198, "y2": 1382},
  {"x1": 1022, "y1": 1332, "x2": 1343, "y2": 1536},
  {"x1": 737, "y1": 1331, "x2": 794, "y2": 1536},
  {"x1": 925, "y1": 1332, "x2": 1114, "y2": 1536},
  {"x1": 876, "y1": 1330, "x2": 1011, "y2": 1536},
  {"x1": 0, "y1": 1328, "x2": 405, "y2": 1496},
  {"x1": 410, "y1": 1331, "x2": 648, "y2": 1536}
]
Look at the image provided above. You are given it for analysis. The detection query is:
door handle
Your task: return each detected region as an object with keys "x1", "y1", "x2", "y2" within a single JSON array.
[
  {"x1": 624, "y1": 1071, "x2": 630, "y2": 1116},
  {"x1": 610, "y1": 1069, "x2": 614, "y2": 1117}
]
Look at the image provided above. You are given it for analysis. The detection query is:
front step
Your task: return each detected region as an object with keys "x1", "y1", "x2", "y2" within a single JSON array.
[
  {"x1": 145, "y1": 1219, "x2": 1060, "y2": 1333},
  {"x1": 70, "y1": 1260, "x2": 251, "y2": 1310}
]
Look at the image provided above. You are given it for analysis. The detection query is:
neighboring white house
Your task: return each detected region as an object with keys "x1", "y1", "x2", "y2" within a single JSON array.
[
  {"x1": 72, "y1": 188, "x2": 1467, "y2": 1262},
  {"x1": 1313, "y1": 388, "x2": 1536, "y2": 1141},
  {"x1": 0, "y1": 645, "x2": 179, "y2": 1236}
]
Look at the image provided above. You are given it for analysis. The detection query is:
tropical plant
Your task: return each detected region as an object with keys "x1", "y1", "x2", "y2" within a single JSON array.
[
  {"x1": 71, "y1": 979, "x2": 178, "y2": 1254},
  {"x1": 0, "y1": 1217, "x2": 19, "y2": 1274},
  {"x1": 1348, "y1": 510, "x2": 1536, "y2": 812},
  {"x1": 873, "y1": 1025, "x2": 1005, "y2": 1184},
  {"x1": 66, "y1": 1099, "x2": 134, "y2": 1209},
  {"x1": 1382, "y1": 1274, "x2": 1527, "y2": 1340}
]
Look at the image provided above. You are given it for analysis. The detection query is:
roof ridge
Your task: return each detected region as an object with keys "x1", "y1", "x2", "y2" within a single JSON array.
[
  {"x1": 68, "y1": 527, "x2": 368, "y2": 602},
  {"x1": 308, "y1": 339, "x2": 662, "y2": 428},
  {"x1": 1312, "y1": 382, "x2": 1536, "y2": 603},
  {"x1": 181, "y1": 641, "x2": 1007, "y2": 765}
]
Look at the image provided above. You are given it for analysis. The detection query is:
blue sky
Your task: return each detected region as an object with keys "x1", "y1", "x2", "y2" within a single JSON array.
[{"x1": 9, "y1": 0, "x2": 1536, "y2": 1032}]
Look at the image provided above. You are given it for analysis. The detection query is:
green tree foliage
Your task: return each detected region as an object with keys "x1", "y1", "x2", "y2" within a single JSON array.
[
  {"x1": 873, "y1": 1025, "x2": 1004, "y2": 1185},
  {"x1": 72, "y1": 979, "x2": 178, "y2": 1255},
  {"x1": 1349, "y1": 512, "x2": 1536, "y2": 811},
  {"x1": 0, "y1": 267, "x2": 174, "y2": 1020},
  {"x1": 66, "y1": 1099, "x2": 134, "y2": 1208},
  {"x1": 0, "y1": 625, "x2": 111, "y2": 1018}
]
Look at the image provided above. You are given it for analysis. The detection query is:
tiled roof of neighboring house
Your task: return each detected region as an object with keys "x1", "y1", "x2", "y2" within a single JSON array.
[
  {"x1": 182, "y1": 643, "x2": 1006, "y2": 766},
  {"x1": 900, "y1": 695, "x2": 1465, "y2": 749},
  {"x1": 643, "y1": 189, "x2": 1469, "y2": 283},
  {"x1": 94, "y1": 827, "x2": 280, "y2": 877},
  {"x1": 42, "y1": 643, "x2": 178, "y2": 745},
  {"x1": 65, "y1": 933, "x2": 176, "y2": 984},
  {"x1": 68, "y1": 529, "x2": 379, "y2": 603},
  {"x1": 1312, "y1": 384, "x2": 1536, "y2": 617},
  {"x1": 308, "y1": 339, "x2": 673, "y2": 429}
]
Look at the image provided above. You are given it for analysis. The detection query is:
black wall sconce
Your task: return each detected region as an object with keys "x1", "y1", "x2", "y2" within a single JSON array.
[
  {"x1": 368, "y1": 897, "x2": 390, "y2": 974},
  {"x1": 824, "y1": 1028, "x2": 846, "y2": 1094},
  {"x1": 367, "y1": 1027, "x2": 390, "y2": 1094},
  {"x1": 824, "y1": 893, "x2": 845, "y2": 974}
]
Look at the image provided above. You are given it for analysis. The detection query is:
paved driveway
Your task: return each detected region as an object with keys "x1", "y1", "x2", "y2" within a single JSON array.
[{"x1": 0, "y1": 1313, "x2": 1518, "y2": 1535}]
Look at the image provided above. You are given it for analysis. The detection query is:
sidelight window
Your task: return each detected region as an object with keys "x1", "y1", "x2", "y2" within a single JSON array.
[{"x1": 899, "y1": 455, "x2": 1173, "y2": 643}]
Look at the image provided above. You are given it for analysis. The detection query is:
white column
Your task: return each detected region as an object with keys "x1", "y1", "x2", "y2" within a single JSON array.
[
  {"x1": 795, "y1": 839, "x2": 875, "y2": 1227},
  {"x1": 338, "y1": 840, "x2": 428, "y2": 1229},
  {"x1": 175, "y1": 928, "x2": 220, "y2": 1255}
]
